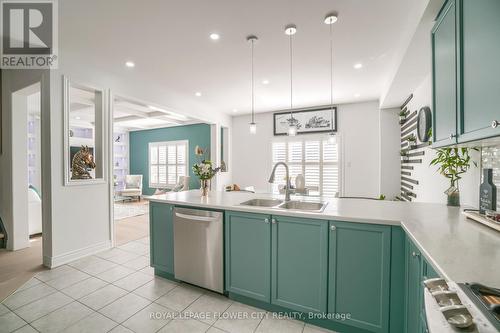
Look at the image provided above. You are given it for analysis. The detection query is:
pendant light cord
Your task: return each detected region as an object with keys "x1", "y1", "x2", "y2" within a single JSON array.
[
  {"x1": 251, "y1": 39, "x2": 255, "y2": 124},
  {"x1": 289, "y1": 33, "x2": 293, "y2": 119},
  {"x1": 329, "y1": 21, "x2": 334, "y2": 131}
]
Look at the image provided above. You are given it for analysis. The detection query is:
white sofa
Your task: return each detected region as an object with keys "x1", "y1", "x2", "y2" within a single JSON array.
[{"x1": 121, "y1": 175, "x2": 143, "y2": 201}]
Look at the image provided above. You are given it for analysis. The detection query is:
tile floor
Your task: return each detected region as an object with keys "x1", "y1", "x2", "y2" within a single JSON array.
[{"x1": 0, "y1": 237, "x2": 336, "y2": 333}]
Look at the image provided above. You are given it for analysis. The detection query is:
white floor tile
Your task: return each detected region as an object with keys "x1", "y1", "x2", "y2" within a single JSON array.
[
  {"x1": 155, "y1": 285, "x2": 204, "y2": 312},
  {"x1": 99, "y1": 293, "x2": 151, "y2": 323},
  {"x1": 118, "y1": 242, "x2": 150, "y2": 256},
  {"x1": 45, "y1": 269, "x2": 91, "y2": 290},
  {"x1": 139, "y1": 267, "x2": 155, "y2": 276},
  {"x1": 79, "y1": 285, "x2": 128, "y2": 310},
  {"x1": 64, "y1": 312, "x2": 118, "y2": 333},
  {"x1": 213, "y1": 303, "x2": 266, "y2": 333},
  {"x1": 108, "y1": 325, "x2": 134, "y2": 333},
  {"x1": 303, "y1": 323, "x2": 338, "y2": 333},
  {"x1": 0, "y1": 312, "x2": 27, "y2": 333},
  {"x1": 255, "y1": 315, "x2": 304, "y2": 333},
  {"x1": 112, "y1": 271, "x2": 153, "y2": 292},
  {"x1": 69, "y1": 256, "x2": 118, "y2": 276},
  {"x1": 96, "y1": 266, "x2": 135, "y2": 283},
  {"x1": 106, "y1": 252, "x2": 141, "y2": 265},
  {"x1": 30, "y1": 302, "x2": 93, "y2": 333},
  {"x1": 157, "y1": 318, "x2": 210, "y2": 333},
  {"x1": 3, "y1": 283, "x2": 56, "y2": 310},
  {"x1": 122, "y1": 256, "x2": 149, "y2": 271},
  {"x1": 13, "y1": 292, "x2": 73, "y2": 323},
  {"x1": 0, "y1": 304, "x2": 10, "y2": 316},
  {"x1": 185, "y1": 292, "x2": 232, "y2": 325},
  {"x1": 35, "y1": 265, "x2": 79, "y2": 282},
  {"x1": 17, "y1": 278, "x2": 42, "y2": 292},
  {"x1": 136, "y1": 237, "x2": 150, "y2": 245},
  {"x1": 12, "y1": 325, "x2": 38, "y2": 333},
  {"x1": 61, "y1": 277, "x2": 108, "y2": 300},
  {"x1": 95, "y1": 248, "x2": 128, "y2": 260},
  {"x1": 122, "y1": 303, "x2": 176, "y2": 333},
  {"x1": 133, "y1": 278, "x2": 178, "y2": 301}
]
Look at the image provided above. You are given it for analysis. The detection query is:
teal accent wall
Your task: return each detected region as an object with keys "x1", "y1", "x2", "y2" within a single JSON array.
[{"x1": 129, "y1": 124, "x2": 211, "y2": 195}]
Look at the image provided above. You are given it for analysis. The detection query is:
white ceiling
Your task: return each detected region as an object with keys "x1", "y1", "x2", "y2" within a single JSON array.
[{"x1": 60, "y1": 0, "x2": 429, "y2": 116}]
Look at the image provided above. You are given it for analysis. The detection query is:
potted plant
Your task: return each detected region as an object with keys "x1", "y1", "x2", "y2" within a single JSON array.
[
  {"x1": 407, "y1": 134, "x2": 417, "y2": 148},
  {"x1": 400, "y1": 149, "x2": 409, "y2": 161},
  {"x1": 430, "y1": 147, "x2": 478, "y2": 206},
  {"x1": 192, "y1": 146, "x2": 221, "y2": 197},
  {"x1": 399, "y1": 110, "x2": 407, "y2": 124}
]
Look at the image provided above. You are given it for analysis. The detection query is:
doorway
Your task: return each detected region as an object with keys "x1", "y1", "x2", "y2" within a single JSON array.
[{"x1": 0, "y1": 81, "x2": 46, "y2": 301}]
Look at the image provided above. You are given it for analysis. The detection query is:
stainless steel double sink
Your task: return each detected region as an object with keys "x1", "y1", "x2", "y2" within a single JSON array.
[{"x1": 240, "y1": 198, "x2": 328, "y2": 213}]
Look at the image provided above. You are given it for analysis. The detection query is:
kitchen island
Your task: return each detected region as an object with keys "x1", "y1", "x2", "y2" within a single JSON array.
[{"x1": 147, "y1": 190, "x2": 500, "y2": 333}]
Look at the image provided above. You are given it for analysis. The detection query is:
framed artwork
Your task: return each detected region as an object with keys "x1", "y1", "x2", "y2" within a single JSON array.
[{"x1": 273, "y1": 107, "x2": 337, "y2": 136}]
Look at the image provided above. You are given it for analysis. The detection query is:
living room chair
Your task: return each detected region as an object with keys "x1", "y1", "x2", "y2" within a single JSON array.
[{"x1": 121, "y1": 175, "x2": 143, "y2": 201}]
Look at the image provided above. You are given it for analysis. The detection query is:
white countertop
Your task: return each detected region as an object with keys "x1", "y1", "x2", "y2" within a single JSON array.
[{"x1": 148, "y1": 190, "x2": 500, "y2": 288}]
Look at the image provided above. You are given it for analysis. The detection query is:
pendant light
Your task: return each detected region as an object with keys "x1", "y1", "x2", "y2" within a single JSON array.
[
  {"x1": 247, "y1": 35, "x2": 258, "y2": 134},
  {"x1": 325, "y1": 13, "x2": 338, "y2": 144},
  {"x1": 285, "y1": 24, "x2": 297, "y2": 136}
]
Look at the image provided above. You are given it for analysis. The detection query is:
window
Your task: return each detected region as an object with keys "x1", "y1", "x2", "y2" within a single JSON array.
[
  {"x1": 271, "y1": 137, "x2": 339, "y2": 197},
  {"x1": 149, "y1": 140, "x2": 188, "y2": 188}
]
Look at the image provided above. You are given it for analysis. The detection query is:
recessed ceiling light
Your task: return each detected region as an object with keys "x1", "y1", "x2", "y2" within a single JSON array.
[
  {"x1": 353, "y1": 63, "x2": 363, "y2": 69},
  {"x1": 284, "y1": 24, "x2": 297, "y2": 36},
  {"x1": 125, "y1": 61, "x2": 135, "y2": 68},
  {"x1": 75, "y1": 116, "x2": 81, "y2": 120},
  {"x1": 232, "y1": 109, "x2": 238, "y2": 113},
  {"x1": 195, "y1": 92, "x2": 202, "y2": 97},
  {"x1": 262, "y1": 79, "x2": 270, "y2": 85},
  {"x1": 210, "y1": 33, "x2": 220, "y2": 40},
  {"x1": 354, "y1": 93, "x2": 361, "y2": 98}
]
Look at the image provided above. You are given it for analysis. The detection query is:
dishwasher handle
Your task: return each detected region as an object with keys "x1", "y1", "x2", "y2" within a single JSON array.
[{"x1": 175, "y1": 212, "x2": 220, "y2": 223}]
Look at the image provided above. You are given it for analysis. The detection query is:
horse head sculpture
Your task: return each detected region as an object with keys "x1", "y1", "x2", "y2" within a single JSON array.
[{"x1": 71, "y1": 145, "x2": 96, "y2": 180}]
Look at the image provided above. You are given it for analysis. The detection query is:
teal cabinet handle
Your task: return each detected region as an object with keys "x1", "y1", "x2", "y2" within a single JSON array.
[
  {"x1": 492, "y1": 120, "x2": 499, "y2": 129},
  {"x1": 330, "y1": 225, "x2": 336, "y2": 231},
  {"x1": 271, "y1": 218, "x2": 277, "y2": 224},
  {"x1": 264, "y1": 218, "x2": 269, "y2": 224}
]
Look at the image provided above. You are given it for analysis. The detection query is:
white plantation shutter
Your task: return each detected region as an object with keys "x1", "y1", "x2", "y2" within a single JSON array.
[
  {"x1": 271, "y1": 137, "x2": 339, "y2": 197},
  {"x1": 149, "y1": 140, "x2": 188, "y2": 187}
]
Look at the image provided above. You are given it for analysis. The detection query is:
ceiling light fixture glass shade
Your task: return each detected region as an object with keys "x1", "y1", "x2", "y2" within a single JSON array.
[
  {"x1": 285, "y1": 24, "x2": 297, "y2": 136},
  {"x1": 325, "y1": 13, "x2": 338, "y2": 141},
  {"x1": 247, "y1": 35, "x2": 258, "y2": 134}
]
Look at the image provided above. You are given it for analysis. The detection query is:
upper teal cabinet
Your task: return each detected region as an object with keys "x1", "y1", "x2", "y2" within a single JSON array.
[
  {"x1": 432, "y1": 0, "x2": 458, "y2": 147},
  {"x1": 225, "y1": 211, "x2": 271, "y2": 302},
  {"x1": 149, "y1": 202, "x2": 175, "y2": 276},
  {"x1": 432, "y1": 0, "x2": 500, "y2": 146},
  {"x1": 328, "y1": 221, "x2": 391, "y2": 333},
  {"x1": 271, "y1": 215, "x2": 328, "y2": 314},
  {"x1": 458, "y1": 0, "x2": 500, "y2": 142}
]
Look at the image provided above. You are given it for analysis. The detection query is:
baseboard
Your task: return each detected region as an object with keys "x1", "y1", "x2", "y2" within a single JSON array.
[{"x1": 43, "y1": 240, "x2": 112, "y2": 268}]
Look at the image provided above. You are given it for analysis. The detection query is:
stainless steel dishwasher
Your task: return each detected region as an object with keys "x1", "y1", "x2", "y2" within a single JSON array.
[{"x1": 173, "y1": 207, "x2": 223, "y2": 293}]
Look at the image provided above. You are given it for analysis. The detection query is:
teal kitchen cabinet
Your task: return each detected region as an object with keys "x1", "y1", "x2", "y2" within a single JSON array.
[
  {"x1": 405, "y1": 237, "x2": 441, "y2": 333},
  {"x1": 149, "y1": 202, "x2": 175, "y2": 276},
  {"x1": 458, "y1": 0, "x2": 500, "y2": 142},
  {"x1": 225, "y1": 211, "x2": 271, "y2": 302},
  {"x1": 271, "y1": 215, "x2": 328, "y2": 313},
  {"x1": 328, "y1": 221, "x2": 391, "y2": 333},
  {"x1": 432, "y1": 0, "x2": 458, "y2": 147}
]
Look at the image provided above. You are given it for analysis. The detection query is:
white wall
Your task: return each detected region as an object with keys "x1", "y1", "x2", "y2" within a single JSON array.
[
  {"x1": 232, "y1": 101, "x2": 390, "y2": 198},
  {"x1": 379, "y1": 107, "x2": 402, "y2": 199},
  {"x1": 406, "y1": 75, "x2": 480, "y2": 207}
]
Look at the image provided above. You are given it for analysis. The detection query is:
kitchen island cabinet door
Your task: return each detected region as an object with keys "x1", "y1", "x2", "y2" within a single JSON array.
[
  {"x1": 328, "y1": 221, "x2": 391, "y2": 333},
  {"x1": 271, "y1": 215, "x2": 328, "y2": 314},
  {"x1": 149, "y1": 202, "x2": 174, "y2": 276},
  {"x1": 225, "y1": 211, "x2": 271, "y2": 302}
]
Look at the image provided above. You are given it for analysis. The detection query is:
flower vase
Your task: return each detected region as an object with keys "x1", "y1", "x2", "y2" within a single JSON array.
[{"x1": 200, "y1": 179, "x2": 210, "y2": 197}]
